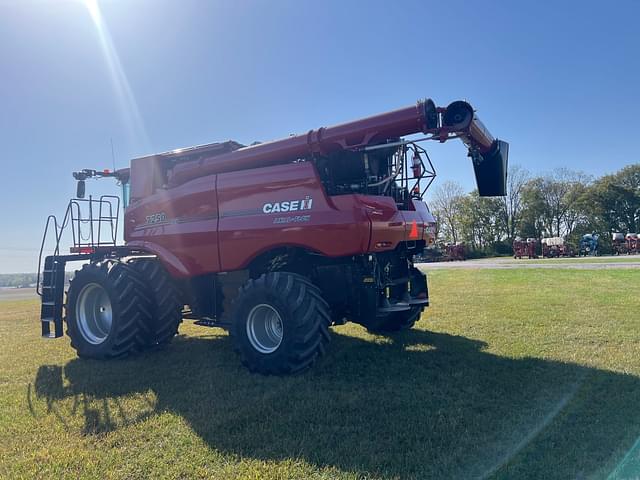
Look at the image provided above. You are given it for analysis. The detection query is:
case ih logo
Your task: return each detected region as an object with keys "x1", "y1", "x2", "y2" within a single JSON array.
[{"x1": 262, "y1": 196, "x2": 313, "y2": 214}]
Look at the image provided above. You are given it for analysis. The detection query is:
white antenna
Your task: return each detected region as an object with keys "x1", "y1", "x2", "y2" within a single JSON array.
[{"x1": 110, "y1": 138, "x2": 116, "y2": 171}]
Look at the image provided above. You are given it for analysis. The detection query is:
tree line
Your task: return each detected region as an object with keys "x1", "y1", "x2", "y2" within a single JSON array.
[
  {"x1": 0, "y1": 272, "x2": 74, "y2": 288},
  {"x1": 429, "y1": 164, "x2": 640, "y2": 256}
]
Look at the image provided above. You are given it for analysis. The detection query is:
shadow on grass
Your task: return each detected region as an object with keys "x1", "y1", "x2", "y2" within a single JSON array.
[{"x1": 31, "y1": 329, "x2": 640, "y2": 479}]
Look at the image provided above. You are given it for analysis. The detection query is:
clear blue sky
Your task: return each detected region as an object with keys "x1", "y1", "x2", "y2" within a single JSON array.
[{"x1": 1, "y1": 0, "x2": 639, "y2": 273}]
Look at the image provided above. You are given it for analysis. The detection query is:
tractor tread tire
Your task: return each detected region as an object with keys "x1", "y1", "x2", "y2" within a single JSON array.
[
  {"x1": 65, "y1": 262, "x2": 152, "y2": 359},
  {"x1": 229, "y1": 272, "x2": 331, "y2": 375},
  {"x1": 128, "y1": 258, "x2": 183, "y2": 348}
]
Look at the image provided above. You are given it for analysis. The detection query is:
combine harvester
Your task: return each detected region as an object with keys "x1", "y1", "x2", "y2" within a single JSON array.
[
  {"x1": 542, "y1": 237, "x2": 573, "y2": 258},
  {"x1": 612, "y1": 232, "x2": 639, "y2": 255},
  {"x1": 37, "y1": 98, "x2": 508, "y2": 374},
  {"x1": 444, "y1": 242, "x2": 466, "y2": 261},
  {"x1": 627, "y1": 233, "x2": 639, "y2": 254},
  {"x1": 513, "y1": 237, "x2": 538, "y2": 259},
  {"x1": 612, "y1": 232, "x2": 627, "y2": 255},
  {"x1": 578, "y1": 233, "x2": 599, "y2": 257}
]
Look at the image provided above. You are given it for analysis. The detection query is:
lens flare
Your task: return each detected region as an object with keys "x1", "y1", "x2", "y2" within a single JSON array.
[{"x1": 82, "y1": 0, "x2": 150, "y2": 153}]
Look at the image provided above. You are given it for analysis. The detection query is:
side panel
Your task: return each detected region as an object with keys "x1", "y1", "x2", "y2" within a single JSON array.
[
  {"x1": 217, "y1": 162, "x2": 370, "y2": 272},
  {"x1": 124, "y1": 174, "x2": 220, "y2": 277},
  {"x1": 363, "y1": 196, "x2": 437, "y2": 251},
  {"x1": 402, "y1": 199, "x2": 437, "y2": 246}
]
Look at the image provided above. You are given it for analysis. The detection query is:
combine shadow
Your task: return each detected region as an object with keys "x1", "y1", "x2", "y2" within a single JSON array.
[{"x1": 31, "y1": 329, "x2": 640, "y2": 479}]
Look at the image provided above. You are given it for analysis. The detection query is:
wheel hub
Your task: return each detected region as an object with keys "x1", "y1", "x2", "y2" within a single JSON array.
[
  {"x1": 246, "y1": 304, "x2": 284, "y2": 354},
  {"x1": 76, "y1": 283, "x2": 113, "y2": 345}
]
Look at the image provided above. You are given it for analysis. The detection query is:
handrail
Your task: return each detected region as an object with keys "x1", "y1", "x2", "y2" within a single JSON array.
[
  {"x1": 36, "y1": 215, "x2": 59, "y2": 297},
  {"x1": 36, "y1": 196, "x2": 121, "y2": 296}
]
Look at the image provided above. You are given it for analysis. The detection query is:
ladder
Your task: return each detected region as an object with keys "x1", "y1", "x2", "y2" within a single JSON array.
[{"x1": 37, "y1": 196, "x2": 120, "y2": 338}]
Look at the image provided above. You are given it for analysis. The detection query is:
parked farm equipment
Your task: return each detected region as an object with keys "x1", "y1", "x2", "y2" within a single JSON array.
[
  {"x1": 513, "y1": 237, "x2": 538, "y2": 259},
  {"x1": 444, "y1": 243, "x2": 466, "y2": 261},
  {"x1": 627, "y1": 233, "x2": 639, "y2": 254},
  {"x1": 541, "y1": 237, "x2": 573, "y2": 258},
  {"x1": 612, "y1": 233, "x2": 639, "y2": 255},
  {"x1": 37, "y1": 97, "x2": 508, "y2": 374},
  {"x1": 612, "y1": 232, "x2": 627, "y2": 255},
  {"x1": 578, "y1": 233, "x2": 599, "y2": 257}
]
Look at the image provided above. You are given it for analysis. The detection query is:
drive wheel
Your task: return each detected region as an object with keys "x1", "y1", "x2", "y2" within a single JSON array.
[
  {"x1": 367, "y1": 306, "x2": 423, "y2": 333},
  {"x1": 128, "y1": 258, "x2": 183, "y2": 348},
  {"x1": 65, "y1": 262, "x2": 151, "y2": 359},
  {"x1": 230, "y1": 272, "x2": 331, "y2": 375}
]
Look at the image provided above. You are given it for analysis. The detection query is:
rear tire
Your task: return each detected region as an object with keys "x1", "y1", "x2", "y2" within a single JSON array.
[
  {"x1": 65, "y1": 262, "x2": 151, "y2": 359},
  {"x1": 230, "y1": 272, "x2": 331, "y2": 375},
  {"x1": 128, "y1": 258, "x2": 183, "y2": 349}
]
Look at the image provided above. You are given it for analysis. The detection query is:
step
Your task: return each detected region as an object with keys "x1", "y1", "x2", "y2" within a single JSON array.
[
  {"x1": 377, "y1": 301, "x2": 411, "y2": 313},
  {"x1": 194, "y1": 318, "x2": 230, "y2": 329},
  {"x1": 384, "y1": 277, "x2": 410, "y2": 286},
  {"x1": 41, "y1": 318, "x2": 63, "y2": 338},
  {"x1": 409, "y1": 298, "x2": 429, "y2": 306}
]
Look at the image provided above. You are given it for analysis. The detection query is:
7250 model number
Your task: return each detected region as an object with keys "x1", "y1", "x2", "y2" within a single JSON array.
[{"x1": 145, "y1": 212, "x2": 167, "y2": 225}]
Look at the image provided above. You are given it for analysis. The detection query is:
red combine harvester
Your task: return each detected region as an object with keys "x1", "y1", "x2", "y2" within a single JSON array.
[
  {"x1": 512, "y1": 238, "x2": 526, "y2": 259},
  {"x1": 541, "y1": 237, "x2": 573, "y2": 258},
  {"x1": 612, "y1": 233, "x2": 627, "y2": 255},
  {"x1": 444, "y1": 243, "x2": 466, "y2": 261},
  {"x1": 37, "y1": 98, "x2": 508, "y2": 374},
  {"x1": 513, "y1": 237, "x2": 538, "y2": 259},
  {"x1": 627, "y1": 233, "x2": 639, "y2": 254}
]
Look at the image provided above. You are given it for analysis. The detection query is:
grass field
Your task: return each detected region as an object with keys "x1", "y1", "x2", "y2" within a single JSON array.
[{"x1": 1, "y1": 268, "x2": 639, "y2": 479}]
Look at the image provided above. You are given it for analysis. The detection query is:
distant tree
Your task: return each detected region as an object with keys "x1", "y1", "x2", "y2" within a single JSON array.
[
  {"x1": 518, "y1": 169, "x2": 590, "y2": 238},
  {"x1": 581, "y1": 164, "x2": 640, "y2": 234},
  {"x1": 460, "y1": 191, "x2": 505, "y2": 250},
  {"x1": 430, "y1": 181, "x2": 464, "y2": 243},
  {"x1": 428, "y1": 164, "x2": 637, "y2": 254},
  {"x1": 518, "y1": 177, "x2": 548, "y2": 238},
  {"x1": 500, "y1": 165, "x2": 530, "y2": 241}
]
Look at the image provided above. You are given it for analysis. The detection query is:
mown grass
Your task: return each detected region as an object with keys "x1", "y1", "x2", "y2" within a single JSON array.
[{"x1": 1, "y1": 268, "x2": 639, "y2": 479}]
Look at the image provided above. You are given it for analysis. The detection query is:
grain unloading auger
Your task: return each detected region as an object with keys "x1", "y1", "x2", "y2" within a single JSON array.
[
  {"x1": 38, "y1": 98, "x2": 508, "y2": 374},
  {"x1": 139, "y1": 98, "x2": 507, "y2": 196}
]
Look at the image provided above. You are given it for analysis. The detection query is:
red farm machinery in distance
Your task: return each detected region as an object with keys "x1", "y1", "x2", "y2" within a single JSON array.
[
  {"x1": 444, "y1": 243, "x2": 466, "y2": 261},
  {"x1": 37, "y1": 98, "x2": 508, "y2": 374},
  {"x1": 512, "y1": 237, "x2": 538, "y2": 259},
  {"x1": 541, "y1": 237, "x2": 574, "y2": 258},
  {"x1": 613, "y1": 233, "x2": 639, "y2": 255}
]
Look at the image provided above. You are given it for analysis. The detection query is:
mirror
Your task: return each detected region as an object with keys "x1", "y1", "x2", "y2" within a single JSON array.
[{"x1": 76, "y1": 180, "x2": 86, "y2": 198}]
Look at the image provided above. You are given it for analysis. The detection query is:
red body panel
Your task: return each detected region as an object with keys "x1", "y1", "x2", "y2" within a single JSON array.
[
  {"x1": 124, "y1": 162, "x2": 436, "y2": 278},
  {"x1": 125, "y1": 174, "x2": 221, "y2": 276},
  {"x1": 216, "y1": 163, "x2": 371, "y2": 272}
]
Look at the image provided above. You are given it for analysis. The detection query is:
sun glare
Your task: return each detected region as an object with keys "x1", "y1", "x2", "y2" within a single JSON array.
[
  {"x1": 83, "y1": 0, "x2": 101, "y2": 24},
  {"x1": 80, "y1": 0, "x2": 150, "y2": 153}
]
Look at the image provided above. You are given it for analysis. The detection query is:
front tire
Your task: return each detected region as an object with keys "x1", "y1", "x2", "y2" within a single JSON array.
[
  {"x1": 230, "y1": 272, "x2": 331, "y2": 375},
  {"x1": 65, "y1": 262, "x2": 151, "y2": 359},
  {"x1": 128, "y1": 258, "x2": 183, "y2": 349}
]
